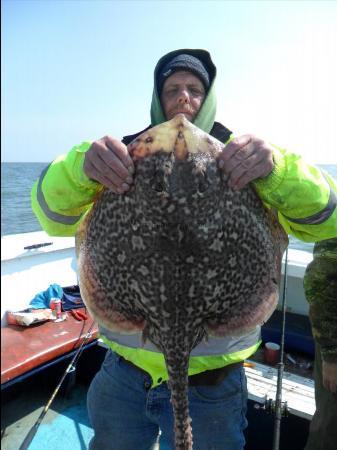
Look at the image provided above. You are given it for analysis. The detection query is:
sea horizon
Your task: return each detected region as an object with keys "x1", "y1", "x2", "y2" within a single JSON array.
[{"x1": 2, "y1": 162, "x2": 336, "y2": 253}]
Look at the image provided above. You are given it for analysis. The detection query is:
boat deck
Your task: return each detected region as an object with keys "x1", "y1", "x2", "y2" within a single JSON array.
[
  {"x1": 1, "y1": 231, "x2": 317, "y2": 448},
  {"x1": 1, "y1": 303, "x2": 315, "y2": 449},
  {"x1": 1, "y1": 351, "x2": 313, "y2": 450},
  {"x1": 245, "y1": 357, "x2": 314, "y2": 420}
]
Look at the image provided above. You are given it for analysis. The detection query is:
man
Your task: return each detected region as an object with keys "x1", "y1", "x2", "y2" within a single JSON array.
[
  {"x1": 31, "y1": 49, "x2": 337, "y2": 449},
  {"x1": 304, "y1": 238, "x2": 337, "y2": 450}
]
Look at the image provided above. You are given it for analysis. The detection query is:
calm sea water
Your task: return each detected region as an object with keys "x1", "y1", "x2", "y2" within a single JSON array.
[{"x1": 1, "y1": 162, "x2": 336, "y2": 253}]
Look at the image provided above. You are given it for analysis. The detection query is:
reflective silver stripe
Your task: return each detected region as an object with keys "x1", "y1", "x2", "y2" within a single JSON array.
[
  {"x1": 37, "y1": 164, "x2": 83, "y2": 225},
  {"x1": 99, "y1": 325, "x2": 261, "y2": 356},
  {"x1": 283, "y1": 176, "x2": 337, "y2": 225}
]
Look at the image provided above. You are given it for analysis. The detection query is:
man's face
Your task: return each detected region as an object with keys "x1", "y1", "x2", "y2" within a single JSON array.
[{"x1": 160, "y1": 70, "x2": 206, "y2": 122}]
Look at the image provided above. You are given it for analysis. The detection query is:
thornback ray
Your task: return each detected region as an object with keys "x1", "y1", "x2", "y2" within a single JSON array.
[{"x1": 76, "y1": 114, "x2": 288, "y2": 450}]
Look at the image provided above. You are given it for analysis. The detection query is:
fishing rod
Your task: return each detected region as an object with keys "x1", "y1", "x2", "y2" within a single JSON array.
[
  {"x1": 18, "y1": 320, "x2": 96, "y2": 450},
  {"x1": 272, "y1": 246, "x2": 289, "y2": 450}
]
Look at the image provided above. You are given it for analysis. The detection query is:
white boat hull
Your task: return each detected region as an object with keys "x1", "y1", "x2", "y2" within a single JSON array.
[{"x1": 1, "y1": 231, "x2": 313, "y2": 326}]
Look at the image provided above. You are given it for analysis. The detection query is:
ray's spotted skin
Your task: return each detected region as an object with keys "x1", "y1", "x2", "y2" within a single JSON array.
[{"x1": 76, "y1": 114, "x2": 288, "y2": 450}]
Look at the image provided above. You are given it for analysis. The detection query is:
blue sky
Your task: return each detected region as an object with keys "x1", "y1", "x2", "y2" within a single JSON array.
[{"x1": 2, "y1": 0, "x2": 337, "y2": 163}]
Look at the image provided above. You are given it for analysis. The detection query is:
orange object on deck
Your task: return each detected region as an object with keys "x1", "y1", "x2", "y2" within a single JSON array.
[{"x1": 243, "y1": 361, "x2": 256, "y2": 368}]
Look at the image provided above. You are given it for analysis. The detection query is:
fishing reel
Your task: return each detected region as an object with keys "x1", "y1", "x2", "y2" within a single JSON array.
[{"x1": 254, "y1": 396, "x2": 289, "y2": 417}]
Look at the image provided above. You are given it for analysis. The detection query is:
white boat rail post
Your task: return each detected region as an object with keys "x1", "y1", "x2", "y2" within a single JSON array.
[
  {"x1": 272, "y1": 247, "x2": 289, "y2": 450},
  {"x1": 253, "y1": 247, "x2": 290, "y2": 447}
]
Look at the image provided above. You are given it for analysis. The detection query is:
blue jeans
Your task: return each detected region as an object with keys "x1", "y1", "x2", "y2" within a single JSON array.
[{"x1": 87, "y1": 350, "x2": 248, "y2": 450}]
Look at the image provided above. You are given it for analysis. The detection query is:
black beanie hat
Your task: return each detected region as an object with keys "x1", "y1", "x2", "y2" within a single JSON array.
[{"x1": 157, "y1": 53, "x2": 210, "y2": 96}]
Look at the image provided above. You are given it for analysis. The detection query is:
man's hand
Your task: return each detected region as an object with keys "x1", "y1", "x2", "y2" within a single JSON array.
[
  {"x1": 83, "y1": 136, "x2": 134, "y2": 193},
  {"x1": 218, "y1": 135, "x2": 274, "y2": 190},
  {"x1": 322, "y1": 360, "x2": 337, "y2": 393}
]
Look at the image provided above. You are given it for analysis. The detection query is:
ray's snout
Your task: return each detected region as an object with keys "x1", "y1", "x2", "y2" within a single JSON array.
[{"x1": 174, "y1": 130, "x2": 188, "y2": 161}]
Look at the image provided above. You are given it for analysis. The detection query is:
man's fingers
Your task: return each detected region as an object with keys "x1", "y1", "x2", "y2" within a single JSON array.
[
  {"x1": 92, "y1": 158, "x2": 124, "y2": 186},
  {"x1": 230, "y1": 159, "x2": 271, "y2": 190},
  {"x1": 105, "y1": 137, "x2": 134, "y2": 173},
  {"x1": 98, "y1": 146, "x2": 132, "y2": 182},
  {"x1": 222, "y1": 143, "x2": 256, "y2": 173},
  {"x1": 218, "y1": 134, "x2": 274, "y2": 189},
  {"x1": 95, "y1": 137, "x2": 133, "y2": 181},
  {"x1": 84, "y1": 158, "x2": 122, "y2": 192},
  {"x1": 83, "y1": 136, "x2": 135, "y2": 191},
  {"x1": 226, "y1": 148, "x2": 273, "y2": 189},
  {"x1": 219, "y1": 135, "x2": 253, "y2": 165},
  {"x1": 227, "y1": 153, "x2": 260, "y2": 187}
]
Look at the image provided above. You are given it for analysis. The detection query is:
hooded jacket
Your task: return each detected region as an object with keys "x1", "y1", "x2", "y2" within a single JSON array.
[
  {"x1": 31, "y1": 49, "x2": 337, "y2": 385},
  {"x1": 150, "y1": 49, "x2": 217, "y2": 133}
]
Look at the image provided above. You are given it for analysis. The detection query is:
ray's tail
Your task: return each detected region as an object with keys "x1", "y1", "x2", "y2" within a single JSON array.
[{"x1": 165, "y1": 349, "x2": 193, "y2": 450}]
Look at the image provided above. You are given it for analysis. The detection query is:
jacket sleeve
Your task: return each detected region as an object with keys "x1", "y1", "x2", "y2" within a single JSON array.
[
  {"x1": 303, "y1": 239, "x2": 337, "y2": 363},
  {"x1": 31, "y1": 142, "x2": 103, "y2": 236},
  {"x1": 253, "y1": 145, "x2": 337, "y2": 242}
]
